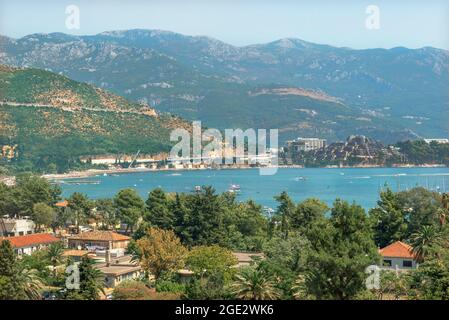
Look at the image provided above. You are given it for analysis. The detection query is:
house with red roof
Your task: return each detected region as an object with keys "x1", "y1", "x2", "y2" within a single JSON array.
[
  {"x1": 68, "y1": 230, "x2": 130, "y2": 251},
  {"x1": 379, "y1": 241, "x2": 418, "y2": 270},
  {"x1": 1, "y1": 233, "x2": 60, "y2": 256}
]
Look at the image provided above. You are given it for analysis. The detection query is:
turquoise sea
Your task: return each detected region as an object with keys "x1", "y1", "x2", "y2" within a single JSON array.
[{"x1": 58, "y1": 167, "x2": 449, "y2": 210}]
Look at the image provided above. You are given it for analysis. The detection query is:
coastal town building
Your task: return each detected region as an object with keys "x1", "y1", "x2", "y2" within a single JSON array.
[
  {"x1": 1, "y1": 144, "x2": 18, "y2": 161},
  {"x1": 68, "y1": 230, "x2": 130, "y2": 251},
  {"x1": 286, "y1": 138, "x2": 326, "y2": 152},
  {"x1": 55, "y1": 200, "x2": 69, "y2": 208},
  {"x1": 423, "y1": 138, "x2": 449, "y2": 144},
  {"x1": 1, "y1": 233, "x2": 60, "y2": 256},
  {"x1": 0, "y1": 217, "x2": 35, "y2": 237},
  {"x1": 62, "y1": 249, "x2": 90, "y2": 262},
  {"x1": 379, "y1": 241, "x2": 418, "y2": 270},
  {"x1": 95, "y1": 249, "x2": 142, "y2": 288},
  {"x1": 97, "y1": 264, "x2": 143, "y2": 288}
]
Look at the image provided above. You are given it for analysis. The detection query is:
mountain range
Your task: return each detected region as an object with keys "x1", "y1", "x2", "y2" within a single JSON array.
[{"x1": 1, "y1": 29, "x2": 448, "y2": 143}]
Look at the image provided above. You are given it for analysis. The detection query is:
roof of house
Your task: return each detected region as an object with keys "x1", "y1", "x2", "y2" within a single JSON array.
[
  {"x1": 69, "y1": 231, "x2": 130, "y2": 242},
  {"x1": 379, "y1": 241, "x2": 415, "y2": 259},
  {"x1": 63, "y1": 249, "x2": 89, "y2": 257},
  {"x1": 96, "y1": 264, "x2": 141, "y2": 277},
  {"x1": 55, "y1": 200, "x2": 68, "y2": 207},
  {"x1": 1, "y1": 233, "x2": 59, "y2": 248}
]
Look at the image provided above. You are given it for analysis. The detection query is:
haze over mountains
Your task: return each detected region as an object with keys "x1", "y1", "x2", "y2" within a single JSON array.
[{"x1": 1, "y1": 29, "x2": 448, "y2": 143}]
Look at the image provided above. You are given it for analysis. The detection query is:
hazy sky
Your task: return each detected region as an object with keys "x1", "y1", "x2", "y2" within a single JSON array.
[{"x1": 1, "y1": 0, "x2": 448, "y2": 50}]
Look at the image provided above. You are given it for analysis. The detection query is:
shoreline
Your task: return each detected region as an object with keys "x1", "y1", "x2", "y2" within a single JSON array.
[{"x1": 41, "y1": 163, "x2": 448, "y2": 181}]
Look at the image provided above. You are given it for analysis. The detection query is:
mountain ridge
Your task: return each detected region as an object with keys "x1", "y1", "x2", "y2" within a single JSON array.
[{"x1": 1, "y1": 29, "x2": 448, "y2": 143}]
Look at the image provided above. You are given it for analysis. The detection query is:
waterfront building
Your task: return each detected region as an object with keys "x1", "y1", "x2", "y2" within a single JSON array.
[
  {"x1": 423, "y1": 138, "x2": 449, "y2": 144},
  {"x1": 286, "y1": 137, "x2": 326, "y2": 152}
]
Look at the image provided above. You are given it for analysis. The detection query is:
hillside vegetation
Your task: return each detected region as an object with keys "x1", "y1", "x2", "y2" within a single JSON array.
[{"x1": 0, "y1": 65, "x2": 189, "y2": 173}]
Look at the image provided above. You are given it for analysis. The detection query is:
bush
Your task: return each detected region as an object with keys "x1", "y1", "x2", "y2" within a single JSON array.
[
  {"x1": 156, "y1": 279, "x2": 185, "y2": 294},
  {"x1": 113, "y1": 280, "x2": 180, "y2": 300}
]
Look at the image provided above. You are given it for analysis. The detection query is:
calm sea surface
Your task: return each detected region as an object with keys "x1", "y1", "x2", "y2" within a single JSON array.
[{"x1": 59, "y1": 167, "x2": 449, "y2": 210}]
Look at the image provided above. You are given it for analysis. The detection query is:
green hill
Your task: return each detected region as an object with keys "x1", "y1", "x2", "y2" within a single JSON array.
[{"x1": 0, "y1": 65, "x2": 189, "y2": 173}]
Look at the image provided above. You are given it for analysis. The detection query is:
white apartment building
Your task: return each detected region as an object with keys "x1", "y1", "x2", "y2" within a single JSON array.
[
  {"x1": 287, "y1": 138, "x2": 326, "y2": 152},
  {"x1": 0, "y1": 218, "x2": 35, "y2": 237}
]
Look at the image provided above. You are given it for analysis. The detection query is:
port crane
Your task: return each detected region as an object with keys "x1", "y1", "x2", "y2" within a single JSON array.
[{"x1": 128, "y1": 150, "x2": 141, "y2": 168}]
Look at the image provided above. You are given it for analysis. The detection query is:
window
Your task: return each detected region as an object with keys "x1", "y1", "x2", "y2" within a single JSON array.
[
  {"x1": 403, "y1": 260, "x2": 412, "y2": 268},
  {"x1": 383, "y1": 260, "x2": 392, "y2": 267}
]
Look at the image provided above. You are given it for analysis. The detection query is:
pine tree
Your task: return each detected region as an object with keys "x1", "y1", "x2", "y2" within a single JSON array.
[
  {"x1": 64, "y1": 256, "x2": 104, "y2": 300},
  {"x1": 145, "y1": 188, "x2": 174, "y2": 229},
  {"x1": 0, "y1": 240, "x2": 22, "y2": 299},
  {"x1": 305, "y1": 200, "x2": 379, "y2": 300},
  {"x1": 274, "y1": 191, "x2": 295, "y2": 239},
  {"x1": 369, "y1": 188, "x2": 407, "y2": 247}
]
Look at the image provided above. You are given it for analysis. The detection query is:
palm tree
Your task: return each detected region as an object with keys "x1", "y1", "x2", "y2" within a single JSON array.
[
  {"x1": 410, "y1": 225, "x2": 443, "y2": 262},
  {"x1": 17, "y1": 266, "x2": 44, "y2": 300},
  {"x1": 230, "y1": 267, "x2": 280, "y2": 300},
  {"x1": 291, "y1": 274, "x2": 312, "y2": 300},
  {"x1": 437, "y1": 193, "x2": 449, "y2": 226},
  {"x1": 46, "y1": 242, "x2": 65, "y2": 279}
]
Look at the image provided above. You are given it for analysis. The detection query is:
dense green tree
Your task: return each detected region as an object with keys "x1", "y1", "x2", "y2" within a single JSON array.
[
  {"x1": 291, "y1": 198, "x2": 328, "y2": 230},
  {"x1": 113, "y1": 189, "x2": 145, "y2": 233},
  {"x1": 136, "y1": 227, "x2": 188, "y2": 280},
  {"x1": 67, "y1": 192, "x2": 94, "y2": 227},
  {"x1": 369, "y1": 188, "x2": 408, "y2": 247},
  {"x1": 184, "y1": 271, "x2": 230, "y2": 300},
  {"x1": 186, "y1": 245, "x2": 237, "y2": 281},
  {"x1": 397, "y1": 188, "x2": 444, "y2": 236},
  {"x1": 145, "y1": 188, "x2": 174, "y2": 230},
  {"x1": 376, "y1": 271, "x2": 410, "y2": 300},
  {"x1": 65, "y1": 256, "x2": 104, "y2": 300},
  {"x1": 0, "y1": 182, "x2": 19, "y2": 217},
  {"x1": 94, "y1": 198, "x2": 118, "y2": 229},
  {"x1": 171, "y1": 193, "x2": 192, "y2": 244},
  {"x1": 304, "y1": 200, "x2": 379, "y2": 300},
  {"x1": 0, "y1": 240, "x2": 23, "y2": 299},
  {"x1": 183, "y1": 186, "x2": 227, "y2": 246},
  {"x1": 274, "y1": 191, "x2": 295, "y2": 239},
  {"x1": 14, "y1": 174, "x2": 61, "y2": 216},
  {"x1": 260, "y1": 233, "x2": 310, "y2": 298},
  {"x1": 32, "y1": 202, "x2": 56, "y2": 232},
  {"x1": 0, "y1": 240, "x2": 43, "y2": 300},
  {"x1": 396, "y1": 140, "x2": 449, "y2": 165},
  {"x1": 409, "y1": 258, "x2": 449, "y2": 300}
]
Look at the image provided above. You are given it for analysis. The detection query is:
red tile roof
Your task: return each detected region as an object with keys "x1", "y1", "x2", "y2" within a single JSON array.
[
  {"x1": 55, "y1": 200, "x2": 68, "y2": 207},
  {"x1": 379, "y1": 241, "x2": 415, "y2": 259},
  {"x1": 1, "y1": 233, "x2": 59, "y2": 248},
  {"x1": 69, "y1": 231, "x2": 130, "y2": 242}
]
